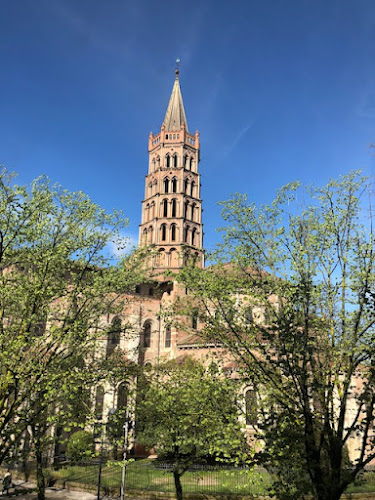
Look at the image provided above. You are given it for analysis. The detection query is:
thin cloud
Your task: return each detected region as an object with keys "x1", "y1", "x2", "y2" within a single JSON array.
[{"x1": 222, "y1": 121, "x2": 256, "y2": 159}]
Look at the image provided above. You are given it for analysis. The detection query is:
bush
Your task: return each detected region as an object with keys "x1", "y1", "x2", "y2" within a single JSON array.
[{"x1": 66, "y1": 431, "x2": 93, "y2": 462}]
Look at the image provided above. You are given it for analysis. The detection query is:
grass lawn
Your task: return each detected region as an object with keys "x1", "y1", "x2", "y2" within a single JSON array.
[
  {"x1": 41, "y1": 461, "x2": 375, "y2": 497},
  {"x1": 48, "y1": 460, "x2": 273, "y2": 496}
]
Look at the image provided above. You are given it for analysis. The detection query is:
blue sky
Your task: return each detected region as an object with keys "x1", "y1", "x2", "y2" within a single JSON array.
[{"x1": 1, "y1": 0, "x2": 375, "y2": 252}]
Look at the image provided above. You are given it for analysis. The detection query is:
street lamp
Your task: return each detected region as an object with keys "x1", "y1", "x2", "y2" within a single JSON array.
[{"x1": 120, "y1": 407, "x2": 130, "y2": 500}]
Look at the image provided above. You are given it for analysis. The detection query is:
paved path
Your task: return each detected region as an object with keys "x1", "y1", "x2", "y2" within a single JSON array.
[{"x1": 0, "y1": 482, "x2": 98, "y2": 500}]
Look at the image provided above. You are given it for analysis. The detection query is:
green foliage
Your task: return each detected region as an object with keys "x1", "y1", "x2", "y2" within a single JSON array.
[
  {"x1": 178, "y1": 172, "x2": 375, "y2": 500},
  {"x1": 67, "y1": 431, "x2": 93, "y2": 462},
  {"x1": 0, "y1": 170, "x2": 146, "y2": 481},
  {"x1": 137, "y1": 359, "x2": 251, "y2": 499}
]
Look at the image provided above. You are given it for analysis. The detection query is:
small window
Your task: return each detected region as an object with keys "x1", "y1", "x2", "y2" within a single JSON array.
[
  {"x1": 192, "y1": 310, "x2": 198, "y2": 329},
  {"x1": 191, "y1": 227, "x2": 196, "y2": 246},
  {"x1": 163, "y1": 199, "x2": 168, "y2": 217},
  {"x1": 171, "y1": 224, "x2": 176, "y2": 241},
  {"x1": 173, "y1": 155, "x2": 178, "y2": 168},
  {"x1": 95, "y1": 386, "x2": 104, "y2": 419},
  {"x1": 166, "y1": 155, "x2": 171, "y2": 168},
  {"x1": 172, "y1": 178, "x2": 177, "y2": 193},
  {"x1": 190, "y1": 181, "x2": 195, "y2": 197},
  {"x1": 161, "y1": 224, "x2": 167, "y2": 241},
  {"x1": 190, "y1": 157, "x2": 193, "y2": 170},
  {"x1": 171, "y1": 199, "x2": 177, "y2": 217},
  {"x1": 135, "y1": 285, "x2": 141, "y2": 294},
  {"x1": 164, "y1": 178, "x2": 169, "y2": 193},
  {"x1": 143, "y1": 321, "x2": 151, "y2": 348},
  {"x1": 165, "y1": 324, "x2": 171, "y2": 348},
  {"x1": 245, "y1": 389, "x2": 258, "y2": 425}
]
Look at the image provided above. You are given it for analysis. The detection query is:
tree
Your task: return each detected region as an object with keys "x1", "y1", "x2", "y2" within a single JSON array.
[
  {"x1": 178, "y1": 172, "x2": 375, "y2": 500},
  {"x1": 0, "y1": 170, "x2": 145, "y2": 499},
  {"x1": 137, "y1": 359, "x2": 249, "y2": 500}
]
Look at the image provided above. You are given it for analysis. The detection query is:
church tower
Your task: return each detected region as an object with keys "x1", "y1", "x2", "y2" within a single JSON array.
[{"x1": 139, "y1": 68, "x2": 204, "y2": 273}]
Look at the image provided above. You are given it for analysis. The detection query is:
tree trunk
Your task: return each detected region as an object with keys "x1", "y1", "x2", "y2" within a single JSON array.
[
  {"x1": 173, "y1": 469, "x2": 183, "y2": 500},
  {"x1": 35, "y1": 444, "x2": 45, "y2": 500}
]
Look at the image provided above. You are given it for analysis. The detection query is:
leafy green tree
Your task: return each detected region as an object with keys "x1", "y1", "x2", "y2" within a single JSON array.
[
  {"x1": 178, "y1": 172, "x2": 375, "y2": 500},
  {"x1": 137, "y1": 359, "x2": 250, "y2": 500},
  {"x1": 67, "y1": 431, "x2": 93, "y2": 462},
  {"x1": 0, "y1": 170, "x2": 145, "y2": 499}
]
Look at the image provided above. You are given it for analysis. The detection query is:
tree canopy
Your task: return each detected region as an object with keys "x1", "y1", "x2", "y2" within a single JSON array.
[
  {"x1": 178, "y1": 171, "x2": 375, "y2": 500},
  {"x1": 0, "y1": 171, "x2": 145, "y2": 479},
  {"x1": 137, "y1": 358, "x2": 249, "y2": 500}
]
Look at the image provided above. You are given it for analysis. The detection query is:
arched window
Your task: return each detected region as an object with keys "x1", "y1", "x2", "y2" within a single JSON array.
[
  {"x1": 190, "y1": 157, "x2": 193, "y2": 171},
  {"x1": 148, "y1": 226, "x2": 153, "y2": 243},
  {"x1": 172, "y1": 178, "x2": 177, "y2": 193},
  {"x1": 190, "y1": 181, "x2": 195, "y2": 197},
  {"x1": 171, "y1": 199, "x2": 177, "y2": 217},
  {"x1": 191, "y1": 227, "x2": 197, "y2": 246},
  {"x1": 145, "y1": 203, "x2": 150, "y2": 221},
  {"x1": 184, "y1": 179, "x2": 189, "y2": 193},
  {"x1": 173, "y1": 154, "x2": 178, "y2": 168},
  {"x1": 183, "y1": 155, "x2": 187, "y2": 168},
  {"x1": 107, "y1": 316, "x2": 121, "y2": 356},
  {"x1": 171, "y1": 224, "x2": 176, "y2": 241},
  {"x1": 150, "y1": 201, "x2": 155, "y2": 219},
  {"x1": 165, "y1": 324, "x2": 171, "y2": 348},
  {"x1": 166, "y1": 155, "x2": 171, "y2": 168},
  {"x1": 143, "y1": 321, "x2": 152, "y2": 348},
  {"x1": 245, "y1": 389, "x2": 258, "y2": 425},
  {"x1": 162, "y1": 199, "x2": 168, "y2": 217},
  {"x1": 117, "y1": 383, "x2": 128, "y2": 409},
  {"x1": 164, "y1": 178, "x2": 169, "y2": 193},
  {"x1": 184, "y1": 201, "x2": 189, "y2": 218},
  {"x1": 161, "y1": 224, "x2": 167, "y2": 241},
  {"x1": 142, "y1": 228, "x2": 147, "y2": 245},
  {"x1": 95, "y1": 386, "x2": 104, "y2": 419},
  {"x1": 191, "y1": 203, "x2": 195, "y2": 221},
  {"x1": 158, "y1": 248, "x2": 165, "y2": 267},
  {"x1": 184, "y1": 225, "x2": 189, "y2": 243}
]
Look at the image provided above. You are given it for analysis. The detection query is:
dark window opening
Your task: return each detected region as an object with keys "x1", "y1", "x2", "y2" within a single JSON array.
[
  {"x1": 164, "y1": 178, "x2": 169, "y2": 193},
  {"x1": 165, "y1": 324, "x2": 171, "y2": 348},
  {"x1": 192, "y1": 310, "x2": 198, "y2": 329},
  {"x1": 172, "y1": 178, "x2": 177, "y2": 193},
  {"x1": 143, "y1": 321, "x2": 151, "y2": 348},
  {"x1": 171, "y1": 225, "x2": 176, "y2": 241},
  {"x1": 135, "y1": 285, "x2": 141, "y2": 294},
  {"x1": 245, "y1": 389, "x2": 258, "y2": 425},
  {"x1": 161, "y1": 224, "x2": 167, "y2": 241}
]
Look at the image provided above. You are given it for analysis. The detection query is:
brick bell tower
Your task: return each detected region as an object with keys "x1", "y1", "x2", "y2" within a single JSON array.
[{"x1": 139, "y1": 67, "x2": 204, "y2": 273}]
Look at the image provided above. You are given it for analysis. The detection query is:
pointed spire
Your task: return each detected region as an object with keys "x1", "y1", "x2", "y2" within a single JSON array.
[{"x1": 163, "y1": 62, "x2": 189, "y2": 132}]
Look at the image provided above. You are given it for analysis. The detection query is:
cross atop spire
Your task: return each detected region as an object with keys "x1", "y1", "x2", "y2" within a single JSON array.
[{"x1": 163, "y1": 63, "x2": 188, "y2": 132}]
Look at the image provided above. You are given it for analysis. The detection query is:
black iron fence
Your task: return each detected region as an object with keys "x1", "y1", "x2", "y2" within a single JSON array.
[{"x1": 5, "y1": 459, "x2": 273, "y2": 497}]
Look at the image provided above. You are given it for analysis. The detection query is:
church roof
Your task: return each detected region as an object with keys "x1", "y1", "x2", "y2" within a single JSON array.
[{"x1": 163, "y1": 69, "x2": 189, "y2": 132}]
